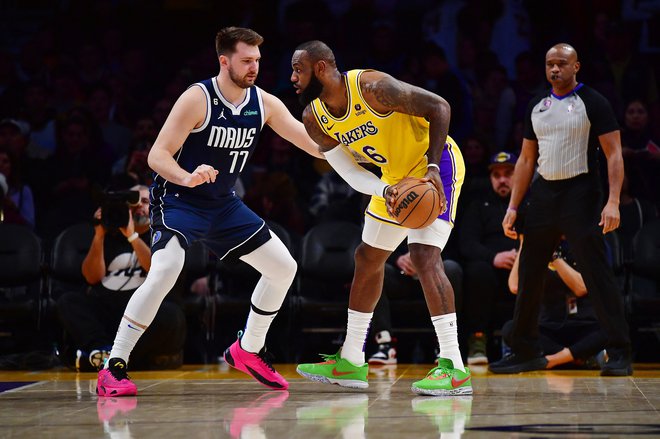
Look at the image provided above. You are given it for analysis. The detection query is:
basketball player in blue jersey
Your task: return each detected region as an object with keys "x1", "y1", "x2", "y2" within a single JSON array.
[
  {"x1": 97, "y1": 27, "x2": 323, "y2": 397},
  {"x1": 291, "y1": 41, "x2": 471, "y2": 396}
]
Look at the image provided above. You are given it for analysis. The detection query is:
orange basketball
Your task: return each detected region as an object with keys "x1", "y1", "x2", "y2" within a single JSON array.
[{"x1": 390, "y1": 177, "x2": 441, "y2": 229}]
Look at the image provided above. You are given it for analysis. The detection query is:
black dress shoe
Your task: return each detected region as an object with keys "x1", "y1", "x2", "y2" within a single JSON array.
[
  {"x1": 488, "y1": 353, "x2": 548, "y2": 374},
  {"x1": 600, "y1": 349, "x2": 633, "y2": 376}
]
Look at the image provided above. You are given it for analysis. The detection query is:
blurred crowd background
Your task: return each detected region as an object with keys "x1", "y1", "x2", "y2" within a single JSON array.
[{"x1": 0, "y1": 0, "x2": 658, "y2": 365}]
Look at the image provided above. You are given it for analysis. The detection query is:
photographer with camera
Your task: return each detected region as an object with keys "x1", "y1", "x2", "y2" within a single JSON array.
[{"x1": 56, "y1": 185, "x2": 186, "y2": 371}]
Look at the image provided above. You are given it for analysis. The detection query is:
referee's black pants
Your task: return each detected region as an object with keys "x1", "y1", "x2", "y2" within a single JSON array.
[{"x1": 510, "y1": 173, "x2": 630, "y2": 358}]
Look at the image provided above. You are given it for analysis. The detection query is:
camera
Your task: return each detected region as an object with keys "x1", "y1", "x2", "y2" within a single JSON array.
[{"x1": 97, "y1": 190, "x2": 140, "y2": 230}]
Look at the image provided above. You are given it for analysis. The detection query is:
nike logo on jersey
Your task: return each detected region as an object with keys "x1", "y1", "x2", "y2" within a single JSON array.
[{"x1": 326, "y1": 123, "x2": 335, "y2": 130}]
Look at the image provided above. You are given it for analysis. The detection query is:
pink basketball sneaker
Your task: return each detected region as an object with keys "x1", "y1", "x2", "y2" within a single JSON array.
[
  {"x1": 223, "y1": 332, "x2": 289, "y2": 390},
  {"x1": 96, "y1": 358, "x2": 138, "y2": 397}
]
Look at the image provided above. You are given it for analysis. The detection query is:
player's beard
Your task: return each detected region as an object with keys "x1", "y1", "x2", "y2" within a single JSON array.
[
  {"x1": 298, "y1": 72, "x2": 323, "y2": 107},
  {"x1": 228, "y1": 65, "x2": 257, "y2": 89}
]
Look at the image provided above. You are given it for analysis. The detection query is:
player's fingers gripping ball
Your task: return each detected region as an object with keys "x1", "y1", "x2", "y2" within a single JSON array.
[{"x1": 389, "y1": 177, "x2": 441, "y2": 229}]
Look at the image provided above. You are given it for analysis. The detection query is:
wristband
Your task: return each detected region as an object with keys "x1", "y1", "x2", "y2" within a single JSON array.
[
  {"x1": 127, "y1": 232, "x2": 139, "y2": 243},
  {"x1": 507, "y1": 206, "x2": 517, "y2": 212},
  {"x1": 382, "y1": 185, "x2": 390, "y2": 198},
  {"x1": 427, "y1": 163, "x2": 440, "y2": 171}
]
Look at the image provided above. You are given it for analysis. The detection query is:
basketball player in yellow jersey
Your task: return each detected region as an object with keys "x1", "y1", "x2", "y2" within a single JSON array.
[{"x1": 291, "y1": 40, "x2": 471, "y2": 396}]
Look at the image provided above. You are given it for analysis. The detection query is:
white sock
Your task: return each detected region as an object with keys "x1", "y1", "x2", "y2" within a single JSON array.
[
  {"x1": 342, "y1": 309, "x2": 373, "y2": 365},
  {"x1": 107, "y1": 237, "x2": 185, "y2": 366},
  {"x1": 432, "y1": 313, "x2": 465, "y2": 371},
  {"x1": 238, "y1": 232, "x2": 297, "y2": 353},
  {"x1": 241, "y1": 308, "x2": 277, "y2": 353},
  {"x1": 107, "y1": 317, "x2": 145, "y2": 367}
]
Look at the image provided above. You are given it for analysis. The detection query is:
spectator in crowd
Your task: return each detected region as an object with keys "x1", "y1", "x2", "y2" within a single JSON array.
[
  {"x1": 620, "y1": 98, "x2": 660, "y2": 210},
  {"x1": 56, "y1": 185, "x2": 186, "y2": 371},
  {"x1": 459, "y1": 151, "x2": 519, "y2": 365},
  {"x1": 419, "y1": 42, "x2": 467, "y2": 144},
  {"x1": 112, "y1": 116, "x2": 159, "y2": 185},
  {"x1": 87, "y1": 84, "x2": 132, "y2": 159},
  {"x1": 151, "y1": 98, "x2": 174, "y2": 130},
  {"x1": 586, "y1": 21, "x2": 658, "y2": 117},
  {"x1": 459, "y1": 135, "x2": 492, "y2": 208},
  {"x1": 0, "y1": 50, "x2": 21, "y2": 119},
  {"x1": 510, "y1": 52, "x2": 546, "y2": 125},
  {"x1": 19, "y1": 82, "x2": 57, "y2": 160},
  {"x1": 0, "y1": 146, "x2": 35, "y2": 228},
  {"x1": 248, "y1": 171, "x2": 307, "y2": 236},
  {"x1": 618, "y1": 166, "x2": 658, "y2": 262},
  {"x1": 308, "y1": 168, "x2": 363, "y2": 225},
  {"x1": 0, "y1": 118, "x2": 30, "y2": 163},
  {"x1": 503, "y1": 236, "x2": 608, "y2": 370},
  {"x1": 51, "y1": 67, "x2": 86, "y2": 115},
  {"x1": 473, "y1": 65, "x2": 516, "y2": 149},
  {"x1": 39, "y1": 114, "x2": 113, "y2": 239},
  {"x1": 77, "y1": 43, "x2": 108, "y2": 89}
]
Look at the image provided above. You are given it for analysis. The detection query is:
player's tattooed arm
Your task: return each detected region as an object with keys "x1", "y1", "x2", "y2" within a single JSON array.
[
  {"x1": 362, "y1": 72, "x2": 450, "y2": 122},
  {"x1": 362, "y1": 71, "x2": 449, "y2": 197},
  {"x1": 302, "y1": 106, "x2": 341, "y2": 153}
]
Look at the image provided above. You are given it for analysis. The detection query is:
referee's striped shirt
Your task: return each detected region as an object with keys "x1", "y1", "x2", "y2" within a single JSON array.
[{"x1": 524, "y1": 83, "x2": 619, "y2": 181}]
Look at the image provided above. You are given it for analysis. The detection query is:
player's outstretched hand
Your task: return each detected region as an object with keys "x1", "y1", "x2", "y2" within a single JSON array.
[{"x1": 184, "y1": 164, "x2": 219, "y2": 187}]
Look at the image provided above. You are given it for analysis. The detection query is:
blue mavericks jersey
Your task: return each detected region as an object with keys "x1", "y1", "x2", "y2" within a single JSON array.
[{"x1": 153, "y1": 77, "x2": 265, "y2": 200}]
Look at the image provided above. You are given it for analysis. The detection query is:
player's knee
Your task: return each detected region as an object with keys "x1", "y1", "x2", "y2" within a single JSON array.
[
  {"x1": 409, "y1": 247, "x2": 437, "y2": 271},
  {"x1": 276, "y1": 253, "x2": 297, "y2": 283},
  {"x1": 354, "y1": 242, "x2": 387, "y2": 266},
  {"x1": 262, "y1": 252, "x2": 297, "y2": 283},
  {"x1": 153, "y1": 257, "x2": 184, "y2": 278},
  {"x1": 148, "y1": 252, "x2": 185, "y2": 288}
]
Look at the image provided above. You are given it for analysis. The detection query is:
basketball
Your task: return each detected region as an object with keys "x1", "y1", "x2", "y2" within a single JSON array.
[{"x1": 389, "y1": 177, "x2": 441, "y2": 229}]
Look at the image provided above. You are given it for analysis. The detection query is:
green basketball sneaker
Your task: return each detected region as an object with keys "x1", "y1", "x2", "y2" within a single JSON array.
[
  {"x1": 296, "y1": 351, "x2": 369, "y2": 389},
  {"x1": 411, "y1": 358, "x2": 473, "y2": 396}
]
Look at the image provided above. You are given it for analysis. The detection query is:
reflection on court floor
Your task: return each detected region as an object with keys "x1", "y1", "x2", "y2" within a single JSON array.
[{"x1": 0, "y1": 364, "x2": 658, "y2": 438}]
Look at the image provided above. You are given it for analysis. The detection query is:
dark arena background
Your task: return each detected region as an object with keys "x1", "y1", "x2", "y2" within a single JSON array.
[{"x1": 0, "y1": 1, "x2": 658, "y2": 437}]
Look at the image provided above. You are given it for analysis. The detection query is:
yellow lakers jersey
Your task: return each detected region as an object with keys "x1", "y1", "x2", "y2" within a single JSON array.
[{"x1": 310, "y1": 69, "x2": 455, "y2": 185}]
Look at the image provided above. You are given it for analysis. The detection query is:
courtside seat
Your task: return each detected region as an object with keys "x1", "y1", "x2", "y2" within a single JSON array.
[
  {"x1": 0, "y1": 224, "x2": 44, "y2": 350},
  {"x1": 291, "y1": 221, "x2": 362, "y2": 358},
  {"x1": 626, "y1": 219, "x2": 660, "y2": 324},
  {"x1": 49, "y1": 223, "x2": 94, "y2": 297}
]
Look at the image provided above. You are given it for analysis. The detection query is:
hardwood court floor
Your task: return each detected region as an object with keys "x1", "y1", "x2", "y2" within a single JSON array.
[{"x1": 0, "y1": 363, "x2": 659, "y2": 438}]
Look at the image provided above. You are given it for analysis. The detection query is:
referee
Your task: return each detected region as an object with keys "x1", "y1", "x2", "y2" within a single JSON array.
[{"x1": 489, "y1": 43, "x2": 632, "y2": 376}]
